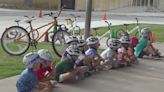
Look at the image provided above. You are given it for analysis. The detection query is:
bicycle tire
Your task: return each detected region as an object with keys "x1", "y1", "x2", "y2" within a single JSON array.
[
  {"x1": 1, "y1": 26, "x2": 30, "y2": 56},
  {"x1": 52, "y1": 30, "x2": 70, "y2": 57},
  {"x1": 116, "y1": 29, "x2": 125, "y2": 39}
]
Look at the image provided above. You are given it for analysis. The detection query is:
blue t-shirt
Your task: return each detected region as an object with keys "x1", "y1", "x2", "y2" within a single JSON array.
[
  {"x1": 134, "y1": 37, "x2": 148, "y2": 57},
  {"x1": 16, "y1": 68, "x2": 38, "y2": 92},
  {"x1": 85, "y1": 48, "x2": 97, "y2": 58}
]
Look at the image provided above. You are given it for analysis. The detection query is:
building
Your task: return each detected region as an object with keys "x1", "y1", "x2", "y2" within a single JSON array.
[{"x1": 0, "y1": 0, "x2": 164, "y2": 11}]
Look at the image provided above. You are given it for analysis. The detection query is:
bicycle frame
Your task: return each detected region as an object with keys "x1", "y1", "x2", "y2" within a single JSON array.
[
  {"x1": 127, "y1": 25, "x2": 140, "y2": 35},
  {"x1": 94, "y1": 21, "x2": 112, "y2": 40},
  {"x1": 17, "y1": 19, "x2": 57, "y2": 42},
  {"x1": 125, "y1": 18, "x2": 141, "y2": 36}
]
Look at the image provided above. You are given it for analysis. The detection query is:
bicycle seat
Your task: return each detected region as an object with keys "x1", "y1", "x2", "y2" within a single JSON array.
[
  {"x1": 24, "y1": 19, "x2": 35, "y2": 23},
  {"x1": 15, "y1": 20, "x2": 21, "y2": 23},
  {"x1": 124, "y1": 24, "x2": 130, "y2": 26}
]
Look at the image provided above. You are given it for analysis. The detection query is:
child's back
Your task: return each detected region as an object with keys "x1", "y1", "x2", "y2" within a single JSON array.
[{"x1": 16, "y1": 68, "x2": 38, "y2": 92}]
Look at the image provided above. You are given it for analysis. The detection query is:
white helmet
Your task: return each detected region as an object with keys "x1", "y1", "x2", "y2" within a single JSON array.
[
  {"x1": 86, "y1": 36, "x2": 99, "y2": 45},
  {"x1": 141, "y1": 28, "x2": 151, "y2": 38},
  {"x1": 23, "y1": 52, "x2": 40, "y2": 69},
  {"x1": 66, "y1": 46, "x2": 81, "y2": 56},
  {"x1": 77, "y1": 39, "x2": 86, "y2": 47},
  {"x1": 37, "y1": 49, "x2": 54, "y2": 62},
  {"x1": 119, "y1": 36, "x2": 130, "y2": 44},
  {"x1": 107, "y1": 38, "x2": 120, "y2": 49},
  {"x1": 65, "y1": 36, "x2": 78, "y2": 44}
]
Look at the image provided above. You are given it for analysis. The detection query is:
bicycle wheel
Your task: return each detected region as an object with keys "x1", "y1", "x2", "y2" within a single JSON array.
[
  {"x1": 52, "y1": 30, "x2": 70, "y2": 57},
  {"x1": 1, "y1": 26, "x2": 30, "y2": 56},
  {"x1": 116, "y1": 29, "x2": 125, "y2": 39}
]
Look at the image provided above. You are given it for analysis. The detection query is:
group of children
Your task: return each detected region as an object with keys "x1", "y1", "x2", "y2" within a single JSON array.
[{"x1": 16, "y1": 28, "x2": 161, "y2": 92}]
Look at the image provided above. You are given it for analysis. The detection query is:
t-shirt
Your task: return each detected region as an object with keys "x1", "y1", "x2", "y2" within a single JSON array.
[
  {"x1": 117, "y1": 47, "x2": 126, "y2": 61},
  {"x1": 100, "y1": 48, "x2": 115, "y2": 62},
  {"x1": 36, "y1": 67, "x2": 53, "y2": 81},
  {"x1": 55, "y1": 58, "x2": 74, "y2": 81},
  {"x1": 85, "y1": 48, "x2": 97, "y2": 58},
  {"x1": 134, "y1": 37, "x2": 148, "y2": 57},
  {"x1": 16, "y1": 69, "x2": 38, "y2": 92}
]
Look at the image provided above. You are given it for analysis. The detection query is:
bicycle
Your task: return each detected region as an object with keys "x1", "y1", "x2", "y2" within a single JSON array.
[
  {"x1": 48, "y1": 14, "x2": 81, "y2": 42},
  {"x1": 66, "y1": 14, "x2": 81, "y2": 37},
  {"x1": 1, "y1": 8, "x2": 70, "y2": 57},
  {"x1": 116, "y1": 18, "x2": 142, "y2": 39},
  {"x1": 92, "y1": 20, "x2": 116, "y2": 46}
]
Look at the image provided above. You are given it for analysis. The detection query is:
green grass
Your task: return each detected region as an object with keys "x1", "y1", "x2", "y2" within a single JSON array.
[{"x1": 89, "y1": 24, "x2": 164, "y2": 42}]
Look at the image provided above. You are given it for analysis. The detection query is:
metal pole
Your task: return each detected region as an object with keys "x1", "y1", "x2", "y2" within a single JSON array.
[
  {"x1": 84, "y1": 0, "x2": 92, "y2": 40},
  {"x1": 148, "y1": 0, "x2": 150, "y2": 8}
]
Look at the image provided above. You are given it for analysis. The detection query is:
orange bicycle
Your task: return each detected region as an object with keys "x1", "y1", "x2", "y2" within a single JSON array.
[{"x1": 1, "y1": 8, "x2": 70, "y2": 57}]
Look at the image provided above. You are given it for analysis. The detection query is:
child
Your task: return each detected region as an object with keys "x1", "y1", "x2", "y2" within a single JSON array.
[
  {"x1": 76, "y1": 39, "x2": 91, "y2": 67},
  {"x1": 101, "y1": 38, "x2": 121, "y2": 69},
  {"x1": 16, "y1": 52, "x2": 52, "y2": 92},
  {"x1": 37, "y1": 49, "x2": 56, "y2": 87},
  {"x1": 55, "y1": 46, "x2": 88, "y2": 83},
  {"x1": 61, "y1": 35, "x2": 79, "y2": 60},
  {"x1": 134, "y1": 28, "x2": 161, "y2": 58},
  {"x1": 118, "y1": 36, "x2": 132, "y2": 66},
  {"x1": 85, "y1": 36, "x2": 104, "y2": 71}
]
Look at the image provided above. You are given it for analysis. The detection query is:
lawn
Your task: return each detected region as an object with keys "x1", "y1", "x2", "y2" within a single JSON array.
[{"x1": 0, "y1": 23, "x2": 163, "y2": 79}]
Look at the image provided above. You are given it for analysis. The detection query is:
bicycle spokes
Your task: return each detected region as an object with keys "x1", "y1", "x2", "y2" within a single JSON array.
[{"x1": 1, "y1": 26, "x2": 30, "y2": 55}]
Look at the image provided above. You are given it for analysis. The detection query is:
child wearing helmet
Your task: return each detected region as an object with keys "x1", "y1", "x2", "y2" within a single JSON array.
[
  {"x1": 134, "y1": 28, "x2": 161, "y2": 58},
  {"x1": 117, "y1": 36, "x2": 132, "y2": 66},
  {"x1": 55, "y1": 46, "x2": 89, "y2": 83},
  {"x1": 61, "y1": 35, "x2": 79, "y2": 60},
  {"x1": 85, "y1": 36, "x2": 104, "y2": 71},
  {"x1": 101, "y1": 38, "x2": 121, "y2": 69},
  {"x1": 36, "y1": 49, "x2": 56, "y2": 87},
  {"x1": 16, "y1": 52, "x2": 52, "y2": 92}
]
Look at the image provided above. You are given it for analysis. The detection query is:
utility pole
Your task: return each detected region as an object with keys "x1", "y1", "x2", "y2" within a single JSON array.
[{"x1": 84, "y1": 0, "x2": 92, "y2": 40}]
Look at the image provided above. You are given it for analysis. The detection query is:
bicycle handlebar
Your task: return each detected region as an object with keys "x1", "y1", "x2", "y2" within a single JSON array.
[
  {"x1": 69, "y1": 14, "x2": 80, "y2": 21},
  {"x1": 43, "y1": 6, "x2": 65, "y2": 18},
  {"x1": 105, "y1": 20, "x2": 112, "y2": 30},
  {"x1": 136, "y1": 17, "x2": 139, "y2": 25}
]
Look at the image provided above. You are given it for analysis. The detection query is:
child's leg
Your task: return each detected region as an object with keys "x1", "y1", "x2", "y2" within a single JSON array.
[
  {"x1": 59, "y1": 72, "x2": 77, "y2": 83},
  {"x1": 76, "y1": 66, "x2": 89, "y2": 79}
]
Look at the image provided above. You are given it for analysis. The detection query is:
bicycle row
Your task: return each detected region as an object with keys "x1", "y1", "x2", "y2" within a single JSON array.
[{"x1": 1, "y1": 8, "x2": 151, "y2": 58}]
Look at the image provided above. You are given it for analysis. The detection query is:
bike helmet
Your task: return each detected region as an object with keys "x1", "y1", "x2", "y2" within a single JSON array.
[
  {"x1": 38, "y1": 49, "x2": 54, "y2": 62},
  {"x1": 66, "y1": 46, "x2": 81, "y2": 56},
  {"x1": 77, "y1": 39, "x2": 86, "y2": 47},
  {"x1": 119, "y1": 36, "x2": 130, "y2": 44},
  {"x1": 23, "y1": 52, "x2": 40, "y2": 69},
  {"x1": 121, "y1": 32, "x2": 129, "y2": 37},
  {"x1": 86, "y1": 36, "x2": 99, "y2": 45},
  {"x1": 107, "y1": 38, "x2": 121, "y2": 49},
  {"x1": 65, "y1": 36, "x2": 78, "y2": 44},
  {"x1": 141, "y1": 28, "x2": 151, "y2": 38}
]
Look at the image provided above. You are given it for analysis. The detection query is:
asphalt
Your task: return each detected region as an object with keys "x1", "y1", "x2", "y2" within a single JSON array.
[{"x1": 0, "y1": 8, "x2": 164, "y2": 92}]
